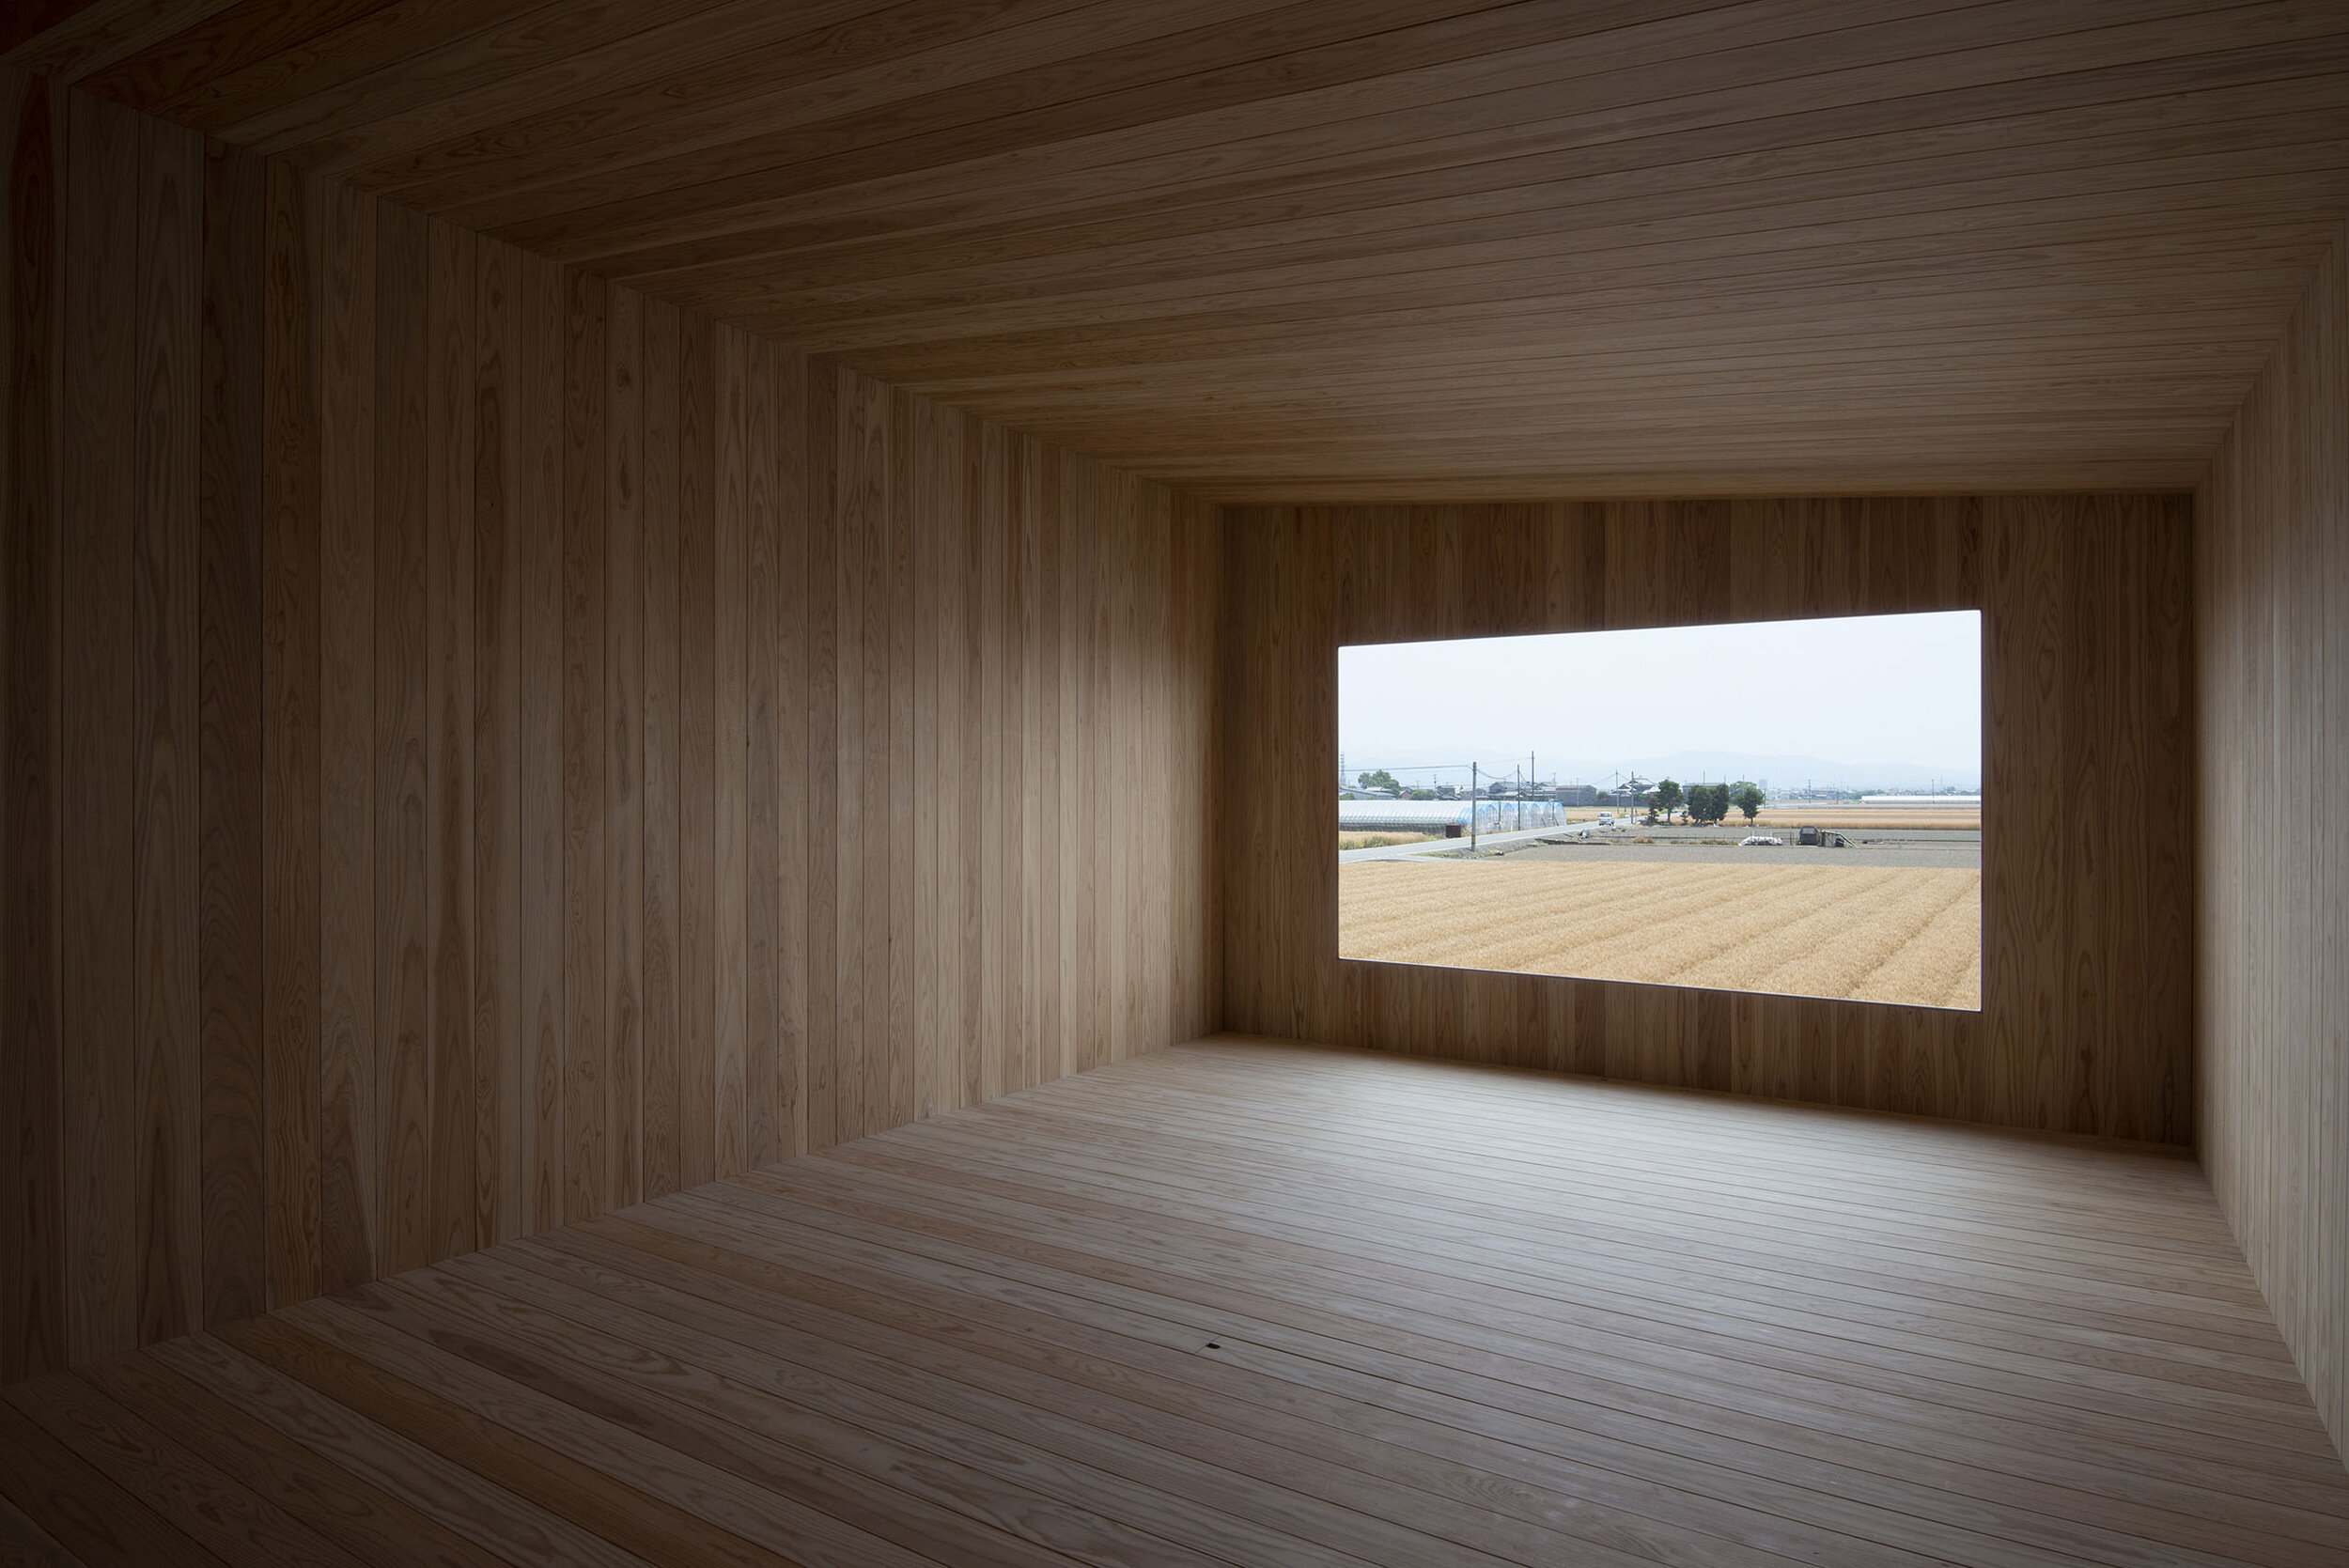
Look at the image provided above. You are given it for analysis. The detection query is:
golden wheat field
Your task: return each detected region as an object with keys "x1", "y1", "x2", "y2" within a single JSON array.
[
  {"x1": 1340, "y1": 859, "x2": 1980, "y2": 1008},
  {"x1": 1337, "y1": 831, "x2": 1439, "y2": 851}
]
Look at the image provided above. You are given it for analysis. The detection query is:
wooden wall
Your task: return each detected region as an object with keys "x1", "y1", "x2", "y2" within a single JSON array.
[
  {"x1": 2199, "y1": 218, "x2": 2349, "y2": 1459},
  {"x1": 0, "y1": 79, "x2": 1221, "y2": 1385},
  {"x1": 1221, "y1": 496, "x2": 2193, "y2": 1143}
]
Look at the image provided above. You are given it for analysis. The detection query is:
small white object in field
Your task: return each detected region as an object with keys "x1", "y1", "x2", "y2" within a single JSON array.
[{"x1": 1740, "y1": 835, "x2": 1785, "y2": 846}]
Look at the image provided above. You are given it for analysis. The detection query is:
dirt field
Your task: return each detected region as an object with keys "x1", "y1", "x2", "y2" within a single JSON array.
[
  {"x1": 1340, "y1": 859, "x2": 1979, "y2": 1009},
  {"x1": 1744, "y1": 808, "x2": 1981, "y2": 832}
]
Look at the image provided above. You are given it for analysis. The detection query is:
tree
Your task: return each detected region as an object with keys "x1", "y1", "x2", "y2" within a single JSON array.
[
  {"x1": 1654, "y1": 778, "x2": 1684, "y2": 823},
  {"x1": 1688, "y1": 783, "x2": 1729, "y2": 825},
  {"x1": 1731, "y1": 782, "x2": 1765, "y2": 823},
  {"x1": 1408, "y1": 788, "x2": 1436, "y2": 800},
  {"x1": 1357, "y1": 768, "x2": 1401, "y2": 794}
]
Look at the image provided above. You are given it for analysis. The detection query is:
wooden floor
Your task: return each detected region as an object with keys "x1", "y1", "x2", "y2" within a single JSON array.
[{"x1": 4, "y1": 1037, "x2": 2344, "y2": 1567}]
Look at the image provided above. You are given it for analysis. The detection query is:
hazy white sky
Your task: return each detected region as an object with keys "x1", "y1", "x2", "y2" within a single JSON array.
[{"x1": 1338, "y1": 611, "x2": 1981, "y2": 785}]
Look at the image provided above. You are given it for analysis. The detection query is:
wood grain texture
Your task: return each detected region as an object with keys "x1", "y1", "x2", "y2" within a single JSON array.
[
  {"x1": 641, "y1": 292, "x2": 679, "y2": 1206},
  {"x1": 2199, "y1": 217, "x2": 2349, "y2": 1467},
  {"x1": 517, "y1": 246, "x2": 562, "y2": 1239},
  {"x1": 258, "y1": 151, "x2": 319, "y2": 1313},
  {"x1": 58, "y1": 84, "x2": 139, "y2": 1370},
  {"x1": 605, "y1": 279, "x2": 643, "y2": 1215},
  {"x1": 3, "y1": 77, "x2": 1221, "y2": 1385},
  {"x1": 313, "y1": 169, "x2": 375, "y2": 1294},
  {"x1": 9, "y1": 1038, "x2": 2349, "y2": 1566},
  {"x1": 425, "y1": 213, "x2": 475, "y2": 1266},
  {"x1": 1220, "y1": 498, "x2": 2192, "y2": 1143},
  {"x1": 372, "y1": 194, "x2": 430, "y2": 1281},
  {"x1": 4, "y1": 68, "x2": 65, "y2": 1387},
  {"x1": 131, "y1": 103, "x2": 203, "y2": 1355},
  {"x1": 712, "y1": 322, "x2": 748, "y2": 1182},
  {"x1": 677, "y1": 306, "x2": 715, "y2": 1194},
  {"x1": 471, "y1": 232, "x2": 520, "y2": 1251},
  {"x1": 18, "y1": 1, "x2": 2349, "y2": 499},
  {"x1": 561, "y1": 261, "x2": 607, "y2": 1230},
  {"x1": 194, "y1": 128, "x2": 263, "y2": 1334}
]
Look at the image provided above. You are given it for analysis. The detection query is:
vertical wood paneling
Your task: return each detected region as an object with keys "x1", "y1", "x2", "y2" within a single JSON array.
[
  {"x1": 312, "y1": 174, "x2": 372, "y2": 1291},
  {"x1": 515, "y1": 248, "x2": 560, "y2": 1236},
  {"x1": 132, "y1": 108, "x2": 201, "y2": 1345},
  {"x1": 741, "y1": 335, "x2": 782, "y2": 1169},
  {"x1": 835, "y1": 364, "x2": 876, "y2": 1147},
  {"x1": 772, "y1": 344, "x2": 809, "y2": 1158},
  {"x1": 1983, "y1": 496, "x2": 2064, "y2": 1131},
  {"x1": 371, "y1": 198, "x2": 428, "y2": 1280},
  {"x1": 957, "y1": 405, "x2": 986, "y2": 1108},
  {"x1": 910, "y1": 393, "x2": 941, "y2": 1122},
  {"x1": 603, "y1": 283, "x2": 641, "y2": 1214},
  {"x1": 1223, "y1": 496, "x2": 2192, "y2": 1143},
  {"x1": 1056, "y1": 450, "x2": 1087, "y2": 1079},
  {"x1": 559, "y1": 268, "x2": 605, "y2": 1227},
  {"x1": 1029, "y1": 444, "x2": 1053, "y2": 1079},
  {"x1": 976, "y1": 421, "x2": 1006, "y2": 1105},
  {"x1": 424, "y1": 217, "x2": 473, "y2": 1265},
  {"x1": 4, "y1": 82, "x2": 1222, "y2": 1382},
  {"x1": 258, "y1": 155, "x2": 318, "y2": 1313},
  {"x1": 2, "y1": 70, "x2": 62, "y2": 1386},
  {"x1": 710, "y1": 324, "x2": 746, "y2": 1177},
  {"x1": 1080, "y1": 464, "x2": 1110, "y2": 1079},
  {"x1": 194, "y1": 130, "x2": 262, "y2": 1330},
  {"x1": 2201, "y1": 218, "x2": 2349, "y2": 1461},
  {"x1": 470, "y1": 234, "x2": 519, "y2": 1246},
  {"x1": 887, "y1": 391, "x2": 915, "y2": 1139},
  {"x1": 802, "y1": 358, "x2": 839, "y2": 1155},
  {"x1": 676, "y1": 308, "x2": 714, "y2": 1192},
  {"x1": 58, "y1": 85, "x2": 138, "y2": 1367},
  {"x1": 639, "y1": 294, "x2": 677, "y2": 1202}
]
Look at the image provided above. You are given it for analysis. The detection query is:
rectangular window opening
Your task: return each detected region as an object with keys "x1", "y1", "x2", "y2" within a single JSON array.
[{"x1": 1337, "y1": 611, "x2": 1983, "y2": 1012}]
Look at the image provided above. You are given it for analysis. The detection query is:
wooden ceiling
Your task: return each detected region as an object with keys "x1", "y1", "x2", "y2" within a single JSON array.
[{"x1": 19, "y1": 0, "x2": 2349, "y2": 499}]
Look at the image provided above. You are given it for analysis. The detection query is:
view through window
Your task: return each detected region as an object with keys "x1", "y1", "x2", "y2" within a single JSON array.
[{"x1": 1337, "y1": 611, "x2": 1983, "y2": 1010}]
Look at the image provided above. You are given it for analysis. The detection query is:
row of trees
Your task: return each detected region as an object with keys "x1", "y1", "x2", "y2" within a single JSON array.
[
  {"x1": 1351, "y1": 768, "x2": 1453, "y2": 800},
  {"x1": 1347, "y1": 768, "x2": 1768, "y2": 825},
  {"x1": 1651, "y1": 778, "x2": 1766, "y2": 825}
]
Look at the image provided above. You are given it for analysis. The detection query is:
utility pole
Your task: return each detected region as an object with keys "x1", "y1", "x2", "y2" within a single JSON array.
[{"x1": 1470, "y1": 762, "x2": 1478, "y2": 849}]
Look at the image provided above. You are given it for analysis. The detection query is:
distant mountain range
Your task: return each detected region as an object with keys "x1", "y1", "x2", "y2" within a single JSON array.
[
  {"x1": 1605, "y1": 752, "x2": 1980, "y2": 792},
  {"x1": 1345, "y1": 749, "x2": 1980, "y2": 793}
]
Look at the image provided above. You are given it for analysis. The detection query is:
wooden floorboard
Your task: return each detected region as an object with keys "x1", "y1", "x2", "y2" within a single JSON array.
[{"x1": 6, "y1": 1034, "x2": 2344, "y2": 1566}]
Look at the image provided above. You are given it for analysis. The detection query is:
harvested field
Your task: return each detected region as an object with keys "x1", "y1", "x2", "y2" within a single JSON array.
[
  {"x1": 1745, "y1": 808, "x2": 1981, "y2": 831},
  {"x1": 1338, "y1": 831, "x2": 1438, "y2": 851},
  {"x1": 1341, "y1": 859, "x2": 1980, "y2": 1009}
]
